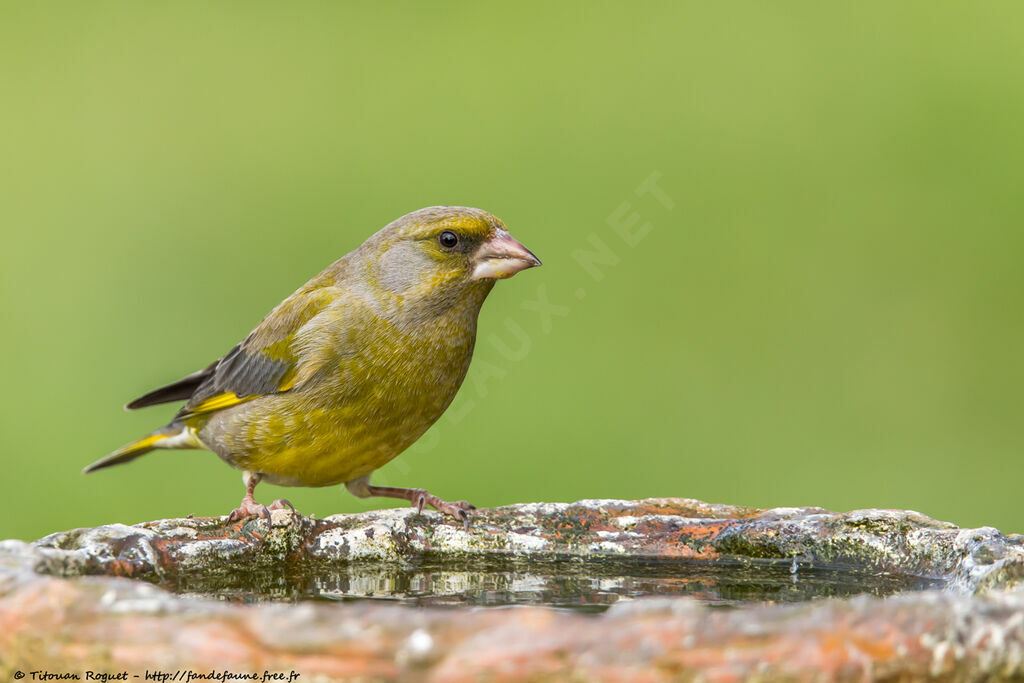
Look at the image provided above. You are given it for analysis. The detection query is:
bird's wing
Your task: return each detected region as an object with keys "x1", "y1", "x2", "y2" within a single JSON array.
[{"x1": 128, "y1": 285, "x2": 341, "y2": 418}]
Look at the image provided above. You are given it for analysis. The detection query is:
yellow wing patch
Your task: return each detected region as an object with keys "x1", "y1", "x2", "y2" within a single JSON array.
[
  {"x1": 189, "y1": 392, "x2": 255, "y2": 415},
  {"x1": 186, "y1": 368, "x2": 300, "y2": 417}
]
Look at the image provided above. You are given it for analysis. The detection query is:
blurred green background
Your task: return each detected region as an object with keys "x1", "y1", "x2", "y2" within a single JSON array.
[{"x1": 2, "y1": 3, "x2": 1022, "y2": 541}]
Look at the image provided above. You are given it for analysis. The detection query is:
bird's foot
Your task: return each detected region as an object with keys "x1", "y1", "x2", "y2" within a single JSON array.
[
  {"x1": 353, "y1": 482, "x2": 477, "y2": 529},
  {"x1": 409, "y1": 489, "x2": 476, "y2": 529},
  {"x1": 227, "y1": 497, "x2": 270, "y2": 524},
  {"x1": 227, "y1": 496, "x2": 296, "y2": 525}
]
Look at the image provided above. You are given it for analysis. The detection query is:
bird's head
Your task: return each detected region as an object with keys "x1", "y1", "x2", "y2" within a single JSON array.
[{"x1": 364, "y1": 206, "x2": 541, "y2": 310}]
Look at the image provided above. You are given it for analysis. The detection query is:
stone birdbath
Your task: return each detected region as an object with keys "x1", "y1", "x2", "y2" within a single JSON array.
[{"x1": 2, "y1": 498, "x2": 1023, "y2": 680}]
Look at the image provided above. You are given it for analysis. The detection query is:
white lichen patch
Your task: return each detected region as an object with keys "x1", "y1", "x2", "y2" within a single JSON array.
[
  {"x1": 615, "y1": 514, "x2": 719, "y2": 537},
  {"x1": 173, "y1": 539, "x2": 252, "y2": 571},
  {"x1": 759, "y1": 507, "x2": 828, "y2": 520},
  {"x1": 506, "y1": 531, "x2": 549, "y2": 551},
  {"x1": 595, "y1": 529, "x2": 642, "y2": 541},
  {"x1": 330, "y1": 507, "x2": 417, "y2": 526},
  {"x1": 163, "y1": 526, "x2": 199, "y2": 539},
  {"x1": 145, "y1": 517, "x2": 204, "y2": 532},
  {"x1": 501, "y1": 502, "x2": 570, "y2": 517},
  {"x1": 572, "y1": 498, "x2": 636, "y2": 509},
  {"x1": 427, "y1": 524, "x2": 480, "y2": 553},
  {"x1": 313, "y1": 522, "x2": 410, "y2": 561},
  {"x1": 614, "y1": 516, "x2": 640, "y2": 529}
]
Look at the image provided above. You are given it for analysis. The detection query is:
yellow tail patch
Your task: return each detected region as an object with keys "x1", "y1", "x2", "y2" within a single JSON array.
[
  {"x1": 83, "y1": 432, "x2": 176, "y2": 474},
  {"x1": 129, "y1": 433, "x2": 171, "y2": 451}
]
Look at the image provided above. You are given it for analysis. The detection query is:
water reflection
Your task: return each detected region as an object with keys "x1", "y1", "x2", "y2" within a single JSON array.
[{"x1": 166, "y1": 557, "x2": 943, "y2": 611}]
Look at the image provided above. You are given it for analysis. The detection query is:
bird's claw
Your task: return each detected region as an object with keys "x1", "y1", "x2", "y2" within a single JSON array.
[
  {"x1": 447, "y1": 502, "x2": 476, "y2": 531},
  {"x1": 269, "y1": 498, "x2": 295, "y2": 513}
]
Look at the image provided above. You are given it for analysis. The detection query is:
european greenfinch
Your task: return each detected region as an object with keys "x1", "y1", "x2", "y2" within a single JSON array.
[{"x1": 84, "y1": 206, "x2": 541, "y2": 524}]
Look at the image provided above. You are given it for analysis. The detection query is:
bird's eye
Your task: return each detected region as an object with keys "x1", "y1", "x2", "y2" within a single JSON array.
[{"x1": 438, "y1": 231, "x2": 459, "y2": 249}]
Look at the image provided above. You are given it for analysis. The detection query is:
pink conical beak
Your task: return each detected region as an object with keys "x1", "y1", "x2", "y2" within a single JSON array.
[{"x1": 471, "y1": 230, "x2": 542, "y2": 280}]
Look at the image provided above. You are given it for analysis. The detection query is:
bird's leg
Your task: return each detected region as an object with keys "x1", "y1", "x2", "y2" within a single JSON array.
[
  {"x1": 228, "y1": 471, "x2": 268, "y2": 523},
  {"x1": 345, "y1": 476, "x2": 476, "y2": 528},
  {"x1": 228, "y1": 471, "x2": 295, "y2": 523}
]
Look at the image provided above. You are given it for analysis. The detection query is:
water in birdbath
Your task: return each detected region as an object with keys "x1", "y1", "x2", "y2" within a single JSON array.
[{"x1": 163, "y1": 555, "x2": 942, "y2": 611}]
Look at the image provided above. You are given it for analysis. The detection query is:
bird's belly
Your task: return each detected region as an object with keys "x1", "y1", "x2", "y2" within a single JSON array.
[
  {"x1": 243, "y1": 420, "x2": 419, "y2": 487},
  {"x1": 201, "y1": 367, "x2": 464, "y2": 487}
]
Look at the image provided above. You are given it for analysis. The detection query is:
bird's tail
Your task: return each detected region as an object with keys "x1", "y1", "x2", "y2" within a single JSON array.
[{"x1": 83, "y1": 425, "x2": 203, "y2": 474}]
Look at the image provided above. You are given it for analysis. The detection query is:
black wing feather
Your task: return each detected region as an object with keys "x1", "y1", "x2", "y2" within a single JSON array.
[{"x1": 124, "y1": 359, "x2": 221, "y2": 410}]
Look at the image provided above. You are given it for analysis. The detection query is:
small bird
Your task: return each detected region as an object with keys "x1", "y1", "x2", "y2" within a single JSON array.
[{"x1": 84, "y1": 206, "x2": 541, "y2": 525}]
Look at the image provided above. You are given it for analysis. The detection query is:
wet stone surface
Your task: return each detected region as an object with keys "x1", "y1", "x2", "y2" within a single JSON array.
[{"x1": 3, "y1": 498, "x2": 1024, "y2": 680}]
